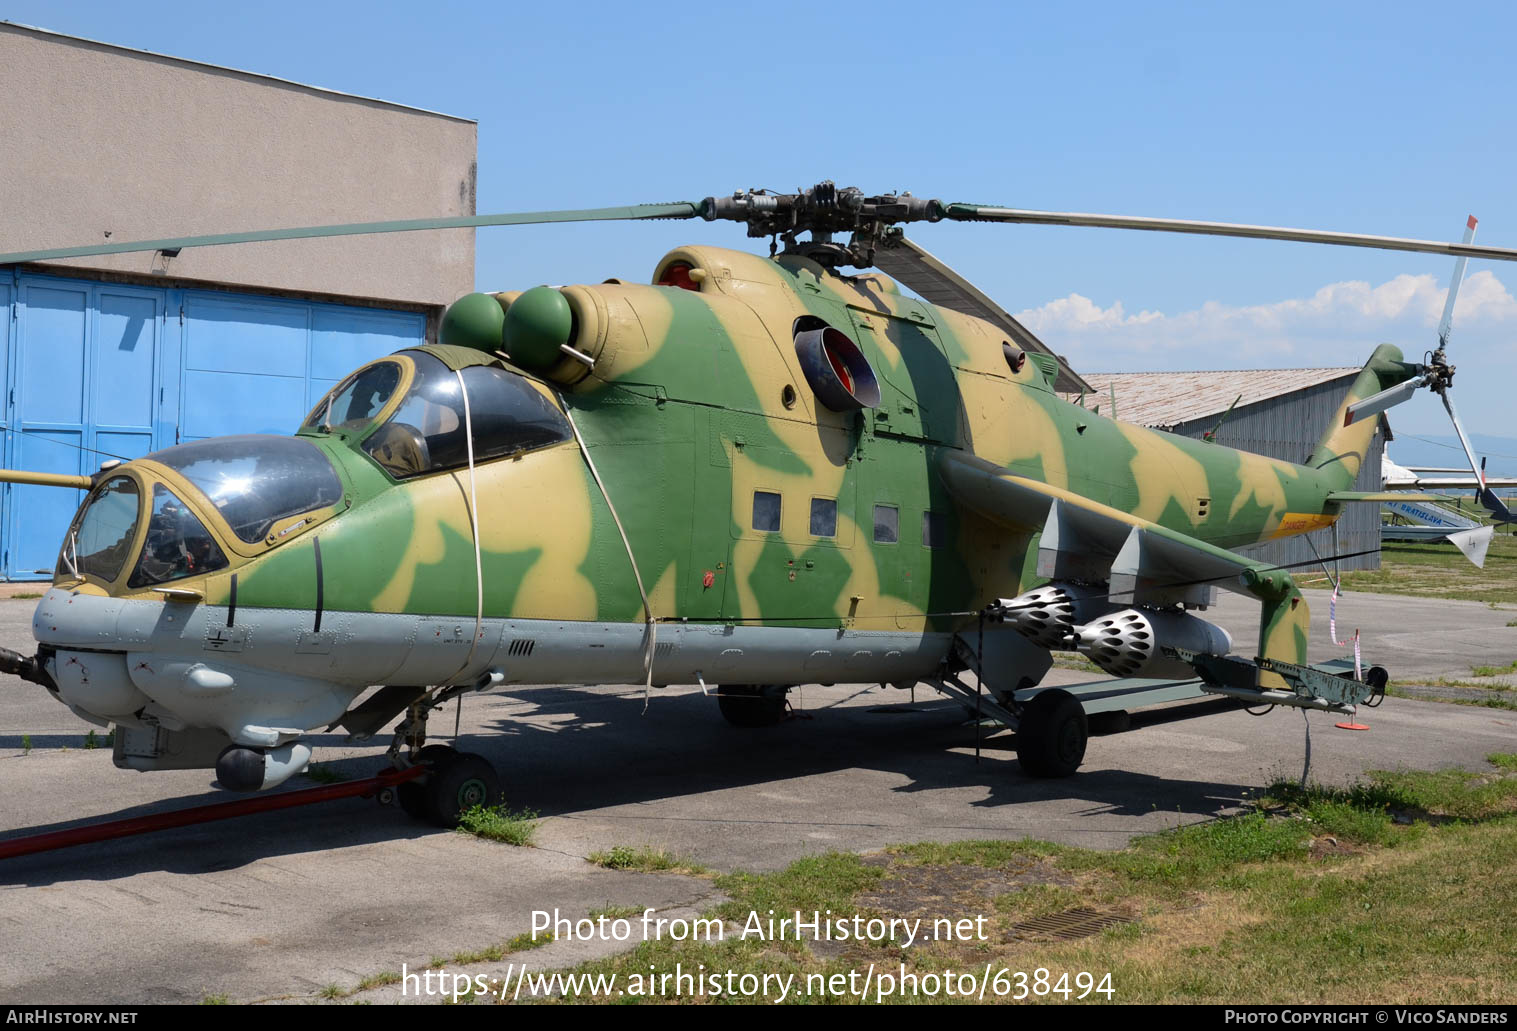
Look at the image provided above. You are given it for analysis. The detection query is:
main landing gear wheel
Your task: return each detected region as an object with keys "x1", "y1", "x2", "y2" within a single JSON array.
[
  {"x1": 397, "y1": 744, "x2": 503, "y2": 827},
  {"x1": 1016, "y1": 689, "x2": 1088, "y2": 778},
  {"x1": 716, "y1": 684, "x2": 789, "y2": 728}
]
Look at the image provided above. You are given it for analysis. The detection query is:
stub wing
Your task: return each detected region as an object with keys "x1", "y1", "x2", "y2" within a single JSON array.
[{"x1": 937, "y1": 451, "x2": 1312, "y2": 678}]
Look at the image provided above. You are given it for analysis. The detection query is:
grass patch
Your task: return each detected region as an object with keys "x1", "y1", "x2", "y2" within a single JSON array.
[
  {"x1": 1387, "y1": 685, "x2": 1517, "y2": 711},
  {"x1": 21, "y1": 734, "x2": 31, "y2": 755},
  {"x1": 200, "y1": 994, "x2": 229, "y2": 1005},
  {"x1": 1316, "y1": 531, "x2": 1517, "y2": 604},
  {"x1": 1471, "y1": 660, "x2": 1517, "y2": 678},
  {"x1": 305, "y1": 763, "x2": 350, "y2": 784},
  {"x1": 319, "y1": 983, "x2": 344, "y2": 999},
  {"x1": 507, "y1": 930, "x2": 555, "y2": 952},
  {"x1": 1049, "y1": 652, "x2": 1105, "y2": 674},
  {"x1": 9, "y1": 592, "x2": 42, "y2": 600},
  {"x1": 553, "y1": 757, "x2": 1517, "y2": 1004},
  {"x1": 356, "y1": 971, "x2": 400, "y2": 991},
  {"x1": 589, "y1": 904, "x2": 644, "y2": 920},
  {"x1": 587, "y1": 844, "x2": 706, "y2": 874},
  {"x1": 456, "y1": 803, "x2": 539, "y2": 846}
]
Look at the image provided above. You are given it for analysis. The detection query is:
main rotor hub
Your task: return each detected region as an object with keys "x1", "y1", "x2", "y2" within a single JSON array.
[{"x1": 701, "y1": 181, "x2": 943, "y2": 268}]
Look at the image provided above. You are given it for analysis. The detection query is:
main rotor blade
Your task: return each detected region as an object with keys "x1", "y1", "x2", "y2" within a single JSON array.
[
  {"x1": 871, "y1": 236, "x2": 1092, "y2": 393},
  {"x1": 943, "y1": 204, "x2": 1517, "y2": 263},
  {"x1": 1438, "y1": 386, "x2": 1513, "y2": 522},
  {"x1": 1437, "y1": 215, "x2": 1479, "y2": 348},
  {"x1": 0, "y1": 203, "x2": 703, "y2": 265},
  {"x1": 1343, "y1": 374, "x2": 1428, "y2": 426}
]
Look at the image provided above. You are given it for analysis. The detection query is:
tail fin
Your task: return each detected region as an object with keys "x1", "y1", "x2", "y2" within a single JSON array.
[{"x1": 1306, "y1": 344, "x2": 1416, "y2": 491}]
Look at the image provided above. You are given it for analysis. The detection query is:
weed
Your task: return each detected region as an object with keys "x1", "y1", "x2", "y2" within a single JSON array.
[
  {"x1": 305, "y1": 764, "x2": 349, "y2": 784},
  {"x1": 456, "y1": 803, "x2": 539, "y2": 846},
  {"x1": 587, "y1": 844, "x2": 705, "y2": 873}
]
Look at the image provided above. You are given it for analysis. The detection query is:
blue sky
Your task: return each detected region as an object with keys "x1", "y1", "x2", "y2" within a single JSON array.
[{"x1": 11, "y1": 0, "x2": 1517, "y2": 441}]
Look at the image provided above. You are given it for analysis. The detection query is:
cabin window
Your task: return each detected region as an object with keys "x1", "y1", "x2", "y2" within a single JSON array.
[
  {"x1": 752, "y1": 491, "x2": 782, "y2": 533},
  {"x1": 810, "y1": 497, "x2": 837, "y2": 537},
  {"x1": 872, "y1": 504, "x2": 899, "y2": 544},
  {"x1": 922, "y1": 511, "x2": 944, "y2": 549}
]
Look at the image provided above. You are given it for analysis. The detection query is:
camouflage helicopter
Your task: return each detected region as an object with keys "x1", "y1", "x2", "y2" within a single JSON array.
[{"x1": 2, "y1": 184, "x2": 1513, "y2": 827}]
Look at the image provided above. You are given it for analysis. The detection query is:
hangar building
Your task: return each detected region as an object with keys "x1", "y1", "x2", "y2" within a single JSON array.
[
  {"x1": 1078, "y1": 368, "x2": 1388, "y2": 573},
  {"x1": 0, "y1": 22, "x2": 477, "y2": 579}
]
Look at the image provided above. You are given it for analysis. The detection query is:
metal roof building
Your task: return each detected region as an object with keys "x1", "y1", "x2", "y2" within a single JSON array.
[
  {"x1": 1079, "y1": 367, "x2": 1388, "y2": 573},
  {"x1": 0, "y1": 22, "x2": 477, "y2": 579}
]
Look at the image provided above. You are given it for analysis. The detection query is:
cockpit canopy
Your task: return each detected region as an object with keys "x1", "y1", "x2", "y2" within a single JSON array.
[
  {"x1": 59, "y1": 435, "x2": 343, "y2": 588},
  {"x1": 305, "y1": 349, "x2": 572, "y2": 479}
]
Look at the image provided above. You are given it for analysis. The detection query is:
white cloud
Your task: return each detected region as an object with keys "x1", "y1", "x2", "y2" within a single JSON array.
[{"x1": 1015, "y1": 269, "x2": 1517, "y2": 369}]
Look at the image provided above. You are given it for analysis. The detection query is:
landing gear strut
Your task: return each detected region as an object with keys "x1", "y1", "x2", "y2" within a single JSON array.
[
  {"x1": 388, "y1": 702, "x2": 503, "y2": 827},
  {"x1": 716, "y1": 684, "x2": 790, "y2": 728}
]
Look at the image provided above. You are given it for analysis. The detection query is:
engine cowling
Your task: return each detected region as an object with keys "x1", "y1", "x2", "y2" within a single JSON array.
[{"x1": 1073, "y1": 607, "x2": 1232, "y2": 679}]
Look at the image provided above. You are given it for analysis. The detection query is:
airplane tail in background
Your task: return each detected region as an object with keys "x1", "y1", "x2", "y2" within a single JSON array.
[{"x1": 1306, "y1": 344, "x2": 1418, "y2": 492}]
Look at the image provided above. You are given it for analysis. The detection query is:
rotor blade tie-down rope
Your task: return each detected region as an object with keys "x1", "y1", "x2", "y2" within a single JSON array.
[
  {"x1": 440, "y1": 369, "x2": 487, "y2": 691},
  {"x1": 558, "y1": 392, "x2": 658, "y2": 713}
]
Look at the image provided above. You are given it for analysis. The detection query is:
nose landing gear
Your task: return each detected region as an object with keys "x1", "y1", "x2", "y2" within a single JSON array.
[{"x1": 387, "y1": 702, "x2": 503, "y2": 827}]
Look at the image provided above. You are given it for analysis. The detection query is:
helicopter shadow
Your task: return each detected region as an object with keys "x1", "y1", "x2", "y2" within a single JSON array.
[
  {"x1": 0, "y1": 688, "x2": 1259, "y2": 886},
  {"x1": 466, "y1": 685, "x2": 1261, "y2": 822}
]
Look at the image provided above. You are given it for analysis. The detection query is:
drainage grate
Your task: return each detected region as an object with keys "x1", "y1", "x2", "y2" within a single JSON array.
[{"x1": 1007, "y1": 908, "x2": 1133, "y2": 941}]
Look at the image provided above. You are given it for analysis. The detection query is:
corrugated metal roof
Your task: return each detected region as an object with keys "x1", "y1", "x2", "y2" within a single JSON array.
[{"x1": 1077, "y1": 367, "x2": 1360, "y2": 428}]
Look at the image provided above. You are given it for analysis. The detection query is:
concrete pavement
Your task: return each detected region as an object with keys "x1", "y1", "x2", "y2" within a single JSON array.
[{"x1": 0, "y1": 589, "x2": 1513, "y2": 1003}]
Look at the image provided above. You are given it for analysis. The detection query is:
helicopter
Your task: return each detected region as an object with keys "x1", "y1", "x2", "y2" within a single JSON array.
[{"x1": 2, "y1": 183, "x2": 1514, "y2": 827}]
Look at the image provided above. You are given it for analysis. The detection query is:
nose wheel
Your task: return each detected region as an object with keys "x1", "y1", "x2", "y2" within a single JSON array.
[{"x1": 395, "y1": 744, "x2": 503, "y2": 827}]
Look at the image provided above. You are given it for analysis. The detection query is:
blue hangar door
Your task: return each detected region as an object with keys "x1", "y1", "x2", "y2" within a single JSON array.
[{"x1": 2, "y1": 272, "x2": 426, "y2": 580}]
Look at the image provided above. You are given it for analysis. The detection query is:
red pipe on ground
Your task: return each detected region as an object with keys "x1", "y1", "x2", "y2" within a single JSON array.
[{"x1": 0, "y1": 764, "x2": 426, "y2": 861}]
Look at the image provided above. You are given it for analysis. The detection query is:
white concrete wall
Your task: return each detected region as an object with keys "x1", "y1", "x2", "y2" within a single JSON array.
[{"x1": 0, "y1": 23, "x2": 476, "y2": 307}]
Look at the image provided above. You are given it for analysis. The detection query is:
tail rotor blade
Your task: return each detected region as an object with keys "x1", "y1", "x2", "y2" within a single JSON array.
[
  {"x1": 1344, "y1": 374, "x2": 1428, "y2": 425},
  {"x1": 1436, "y1": 215, "x2": 1479, "y2": 349},
  {"x1": 1447, "y1": 525, "x2": 1494, "y2": 568},
  {"x1": 1439, "y1": 387, "x2": 1512, "y2": 522}
]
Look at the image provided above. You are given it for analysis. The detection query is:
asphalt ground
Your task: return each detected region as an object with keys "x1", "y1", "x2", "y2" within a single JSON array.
[{"x1": 0, "y1": 588, "x2": 1513, "y2": 1003}]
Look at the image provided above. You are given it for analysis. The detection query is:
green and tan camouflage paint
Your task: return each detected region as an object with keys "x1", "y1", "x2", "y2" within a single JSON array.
[{"x1": 61, "y1": 245, "x2": 1413, "y2": 680}]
